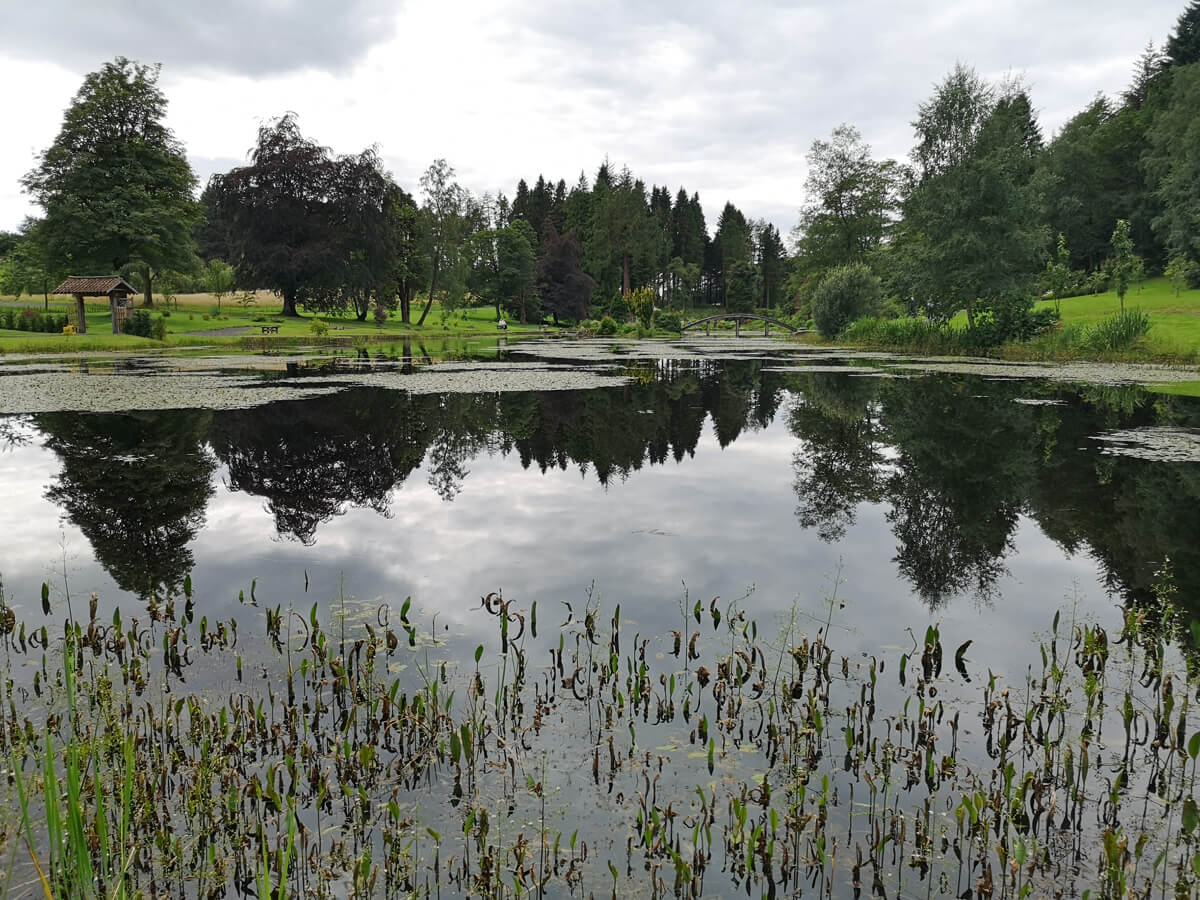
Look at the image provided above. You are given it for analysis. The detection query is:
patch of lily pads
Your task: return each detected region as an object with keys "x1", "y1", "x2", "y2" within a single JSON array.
[
  {"x1": 1091, "y1": 427, "x2": 1200, "y2": 462},
  {"x1": 885, "y1": 359, "x2": 1200, "y2": 385},
  {"x1": 0, "y1": 373, "x2": 344, "y2": 414}
]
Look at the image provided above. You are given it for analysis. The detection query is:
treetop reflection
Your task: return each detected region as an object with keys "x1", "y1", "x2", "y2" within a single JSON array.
[{"x1": 21, "y1": 358, "x2": 1200, "y2": 613}]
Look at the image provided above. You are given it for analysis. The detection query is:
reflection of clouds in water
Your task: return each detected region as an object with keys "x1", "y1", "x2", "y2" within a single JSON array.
[{"x1": 1, "y1": 350, "x2": 1188, "y2": 704}]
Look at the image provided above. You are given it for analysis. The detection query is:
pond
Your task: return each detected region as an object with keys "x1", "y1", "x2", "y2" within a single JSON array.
[{"x1": 0, "y1": 337, "x2": 1198, "y2": 898}]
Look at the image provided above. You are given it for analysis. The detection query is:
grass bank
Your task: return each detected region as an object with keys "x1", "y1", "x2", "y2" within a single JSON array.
[
  {"x1": 836, "y1": 276, "x2": 1200, "y2": 364},
  {"x1": 0, "y1": 293, "x2": 544, "y2": 355}
]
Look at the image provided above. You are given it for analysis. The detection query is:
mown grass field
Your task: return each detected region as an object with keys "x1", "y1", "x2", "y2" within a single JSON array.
[
  {"x1": 938, "y1": 276, "x2": 1200, "y2": 359},
  {"x1": 1035, "y1": 277, "x2": 1200, "y2": 356},
  {"x1": 0, "y1": 291, "x2": 541, "y2": 353}
]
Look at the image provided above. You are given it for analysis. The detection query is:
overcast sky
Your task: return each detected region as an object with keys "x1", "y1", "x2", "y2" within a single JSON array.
[{"x1": 0, "y1": 0, "x2": 1186, "y2": 236}]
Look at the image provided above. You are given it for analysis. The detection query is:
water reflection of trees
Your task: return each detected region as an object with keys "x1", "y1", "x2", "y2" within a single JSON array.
[
  {"x1": 204, "y1": 360, "x2": 778, "y2": 541},
  {"x1": 787, "y1": 372, "x2": 1200, "y2": 610},
  {"x1": 29, "y1": 360, "x2": 1200, "y2": 617},
  {"x1": 37, "y1": 411, "x2": 215, "y2": 597}
]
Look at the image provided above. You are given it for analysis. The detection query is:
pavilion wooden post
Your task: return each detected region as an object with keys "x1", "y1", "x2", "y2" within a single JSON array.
[
  {"x1": 110, "y1": 295, "x2": 119, "y2": 334},
  {"x1": 74, "y1": 293, "x2": 87, "y2": 334}
]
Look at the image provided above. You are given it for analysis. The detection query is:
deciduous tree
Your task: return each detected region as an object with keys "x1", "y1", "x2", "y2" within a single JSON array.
[
  {"x1": 22, "y1": 58, "x2": 200, "y2": 306},
  {"x1": 416, "y1": 159, "x2": 469, "y2": 326},
  {"x1": 207, "y1": 115, "x2": 341, "y2": 316},
  {"x1": 793, "y1": 125, "x2": 900, "y2": 275}
]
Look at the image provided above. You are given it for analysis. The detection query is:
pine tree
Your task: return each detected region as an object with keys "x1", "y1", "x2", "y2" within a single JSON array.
[{"x1": 1166, "y1": 0, "x2": 1200, "y2": 66}]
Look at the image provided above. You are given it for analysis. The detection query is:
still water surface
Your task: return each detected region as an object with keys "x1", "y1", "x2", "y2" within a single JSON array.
[
  {"x1": 1, "y1": 337, "x2": 1198, "y2": 896},
  {"x1": 1, "y1": 340, "x2": 1196, "y2": 661}
]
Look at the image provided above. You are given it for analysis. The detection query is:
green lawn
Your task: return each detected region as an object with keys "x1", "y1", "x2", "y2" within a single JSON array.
[
  {"x1": 0, "y1": 294, "x2": 543, "y2": 354},
  {"x1": 1036, "y1": 278, "x2": 1200, "y2": 356},
  {"x1": 939, "y1": 276, "x2": 1200, "y2": 359}
]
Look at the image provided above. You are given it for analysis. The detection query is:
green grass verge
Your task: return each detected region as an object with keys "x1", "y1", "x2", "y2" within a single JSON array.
[
  {"x1": 0, "y1": 296, "x2": 549, "y2": 355},
  {"x1": 850, "y1": 277, "x2": 1200, "y2": 363}
]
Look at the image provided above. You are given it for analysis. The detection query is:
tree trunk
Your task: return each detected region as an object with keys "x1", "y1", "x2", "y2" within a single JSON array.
[
  {"x1": 74, "y1": 294, "x2": 87, "y2": 334},
  {"x1": 965, "y1": 299, "x2": 975, "y2": 330},
  {"x1": 142, "y1": 265, "x2": 154, "y2": 307},
  {"x1": 399, "y1": 290, "x2": 411, "y2": 324},
  {"x1": 281, "y1": 289, "x2": 299, "y2": 317},
  {"x1": 416, "y1": 263, "x2": 440, "y2": 326}
]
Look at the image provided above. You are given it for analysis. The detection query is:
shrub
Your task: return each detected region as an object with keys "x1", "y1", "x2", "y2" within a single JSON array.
[
  {"x1": 628, "y1": 287, "x2": 655, "y2": 330},
  {"x1": 124, "y1": 309, "x2": 153, "y2": 337},
  {"x1": 810, "y1": 264, "x2": 881, "y2": 338},
  {"x1": 310, "y1": 319, "x2": 329, "y2": 337},
  {"x1": 373, "y1": 304, "x2": 388, "y2": 326},
  {"x1": 608, "y1": 292, "x2": 629, "y2": 323},
  {"x1": 598, "y1": 316, "x2": 618, "y2": 336},
  {"x1": 965, "y1": 302, "x2": 1057, "y2": 349},
  {"x1": 1085, "y1": 309, "x2": 1150, "y2": 352},
  {"x1": 655, "y1": 309, "x2": 682, "y2": 333},
  {"x1": 151, "y1": 317, "x2": 168, "y2": 341},
  {"x1": 841, "y1": 316, "x2": 970, "y2": 354}
]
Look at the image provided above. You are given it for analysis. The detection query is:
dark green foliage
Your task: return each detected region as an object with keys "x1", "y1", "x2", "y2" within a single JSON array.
[
  {"x1": 793, "y1": 125, "x2": 901, "y2": 278},
  {"x1": 810, "y1": 263, "x2": 881, "y2": 337},
  {"x1": 1166, "y1": 0, "x2": 1200, "y2": 65},
  {"x1": 537, "y1": 225, "x2": 594, "y2": 323},
  {"x1": 1147, "y1": 64, "x2": 1200, "y2": 273},
  {"x1": 206, "y1": 115, "x2": 342, "y2": 316},
  {"x1": 22, "y1": 58, "x2": 200, "y2": 277},
  {"x1": 124, "y1": 309, "x2": 154, "y2": 337},
  {"x1": 714, "y1": 203, "x2": 752, "y2": 305},
  {"x1": 0, "y1": 220, "x2": 61, "y2": 304},
  {"x1": 756, "y1": 223, "x2": 787, "y2": 308},
  {"x1": 598, "y1": 315, "x2": 618, "y2": 336},
  {"x1": 655, "y1": 309, "x2": 682, "y2": 333},
  {"x1": 497, "y1": 220, "x2": 538, "y2": 323},
  {"x1": 724, "y1": 260, "x2": 758, "y2": 312},
  {"x1": 38, "y1": 410, "x2": 214, "y2": 596},
  {"x1": 5, "y1": 309, "x2": 70, "y2": 333},
  {"x1": 897, "y1": 70, "x2": 1045, "y2": 327},
  {"x1": 965, "y1": 305, "x2": 1060, "y2": 349}
]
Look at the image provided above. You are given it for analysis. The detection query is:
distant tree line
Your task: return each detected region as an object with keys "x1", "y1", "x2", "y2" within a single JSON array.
[
  {"x1": 794, "y1": 0, "x2": 1200, "y2": 338},
  {"x1": 4, "y1": 1, "x2": 1200, "y2": 332}
]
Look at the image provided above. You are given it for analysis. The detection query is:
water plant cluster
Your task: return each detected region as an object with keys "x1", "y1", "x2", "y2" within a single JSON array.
[{"x1": 0, "y1": 565, "x2": 1197, "y2": 899}]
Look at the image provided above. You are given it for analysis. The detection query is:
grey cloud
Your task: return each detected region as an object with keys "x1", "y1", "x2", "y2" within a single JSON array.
[
  {"x1": 502, "y1": 0, "x2": 1182, "y2": 161},
  {"x1": 0, "y1": 0, "x2": 399, "y2": 77}
]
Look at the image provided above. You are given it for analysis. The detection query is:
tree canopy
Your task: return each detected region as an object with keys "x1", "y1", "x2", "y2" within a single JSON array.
[{"x1": 22, "y1": 57, "x2": 200, "y2": 282}]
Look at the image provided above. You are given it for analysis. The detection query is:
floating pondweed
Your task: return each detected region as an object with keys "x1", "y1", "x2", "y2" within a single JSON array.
[{"x1": 1092, "y1": 426, "x2": 1200, "y2": 462}]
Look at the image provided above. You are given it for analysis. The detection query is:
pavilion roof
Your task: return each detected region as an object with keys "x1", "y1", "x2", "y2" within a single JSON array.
[{"x1": 52, "y1": 276, "x2": 138, "y2": 296}]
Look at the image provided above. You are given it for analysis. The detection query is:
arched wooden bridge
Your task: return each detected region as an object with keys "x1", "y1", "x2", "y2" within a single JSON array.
[{"x1": 681, "y1": 313, "x2": 803, "y2": 336}]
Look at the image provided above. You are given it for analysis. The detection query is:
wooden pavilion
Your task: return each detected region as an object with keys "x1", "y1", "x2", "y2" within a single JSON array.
[{"x1": 52, "y1": 276, "x2": 138, "y2": 334}]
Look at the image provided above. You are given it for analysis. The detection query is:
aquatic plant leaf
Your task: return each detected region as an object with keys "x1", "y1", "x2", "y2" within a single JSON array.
[{"x1": 1184, "y1": 797, "x2": 1199, "y2": 835}]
